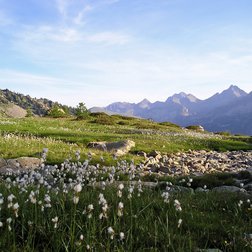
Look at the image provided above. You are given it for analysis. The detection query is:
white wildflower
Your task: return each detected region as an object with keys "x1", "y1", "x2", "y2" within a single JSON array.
[
  {"x1": 98, "y1": 193, "x2": 107, "y2": 205},
  {"x1": 117, "y1": 190, "x2": 122, "y2": 198},
  {"x1": 99, "y1": 194, "x2": 108, "y2": 219},
  {"x1": 161, "y1": 192, "x2": 170, "y2": 203},
  {"x1": 73, "y1": 195, "x2": 79, "y2": 205},
  {"x1": 86, "y1": 204, "x2": 94, "y2": 218},
  {"x1": 118, "y1": 183, "x2": 124, "y2": 190},
  {"x1": 137, "y1": 180, "x2": 143, "y2": 197},
  {"x1": 119, "y1": 232, "x2": 125, "y2": 241},
  {"x1": 87, "y1": 204, "x2": 94, "y2": 211},
  {"x1": 107, "y1": 226, "x2": 115, "y2": 240},
  {"x1": 8, "y1": 194, "x2": 15, "y2": 201},
  {"x1": 101, "y1": 181, "x2": 106, "y2": 190},
  {"x1": 29, "y1": 191, "x2": 37, "y2": 204},
  {"x1": 174, "y1": 199, "x2": 182, "y2": 211},
  {"x1": 117, "y1": 202, "x2": 124, "y2": 217},
  {"x1": 44, "y1": 194, "x2": 51, "y2": 208},
  {"x1": 7, "y1": 194, "x2": 15, "y2": 203},
  {"x1": 238, "y1": 200, "x2": 243, "y2": 208},
  {"x1": 7, "y1": 217, "x2": 12, "y2": 230},
  {"x1": 13, "y1": 202, "x2": 19, "y2": 217},
  {"x1": 74, "y1": 183, "x2": 82, "y2": 193},
  {"x1": 178, "y1": 218, "x2": 182, "y2": 228},
  {"x1": 52, "y1": 216, "x2": 59, "y2": 229}
]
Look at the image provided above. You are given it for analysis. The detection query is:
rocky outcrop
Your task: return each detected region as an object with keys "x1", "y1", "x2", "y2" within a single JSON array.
[
  {"x1": 0, "y1": 157, "x2": 42, "y2": 173},
  {"x1": 87, "y1": 140, "x2": 135, "y2": 156}
]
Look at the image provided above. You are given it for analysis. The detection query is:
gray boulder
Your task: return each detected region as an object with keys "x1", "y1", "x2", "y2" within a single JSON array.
[
  {"x1": 0, "y1": 157, "x2": 42, "y2": 173},
  {"x1": 87, "y1": 140, "x2": 135, "y2": 156}
]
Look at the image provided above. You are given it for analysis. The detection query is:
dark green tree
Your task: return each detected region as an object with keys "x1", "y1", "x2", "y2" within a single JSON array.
[
  {"x1": 75, "y1": 102, "x2": 89, "y2": 119},
  {"x1": 47, "y1": 104, "x2": 66, "y2": 118}
]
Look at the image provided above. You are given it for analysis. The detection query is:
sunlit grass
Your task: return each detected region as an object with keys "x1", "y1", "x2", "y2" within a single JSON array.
[{"x1": 0, "y1": 117, "x2": 251, "y2": 164}]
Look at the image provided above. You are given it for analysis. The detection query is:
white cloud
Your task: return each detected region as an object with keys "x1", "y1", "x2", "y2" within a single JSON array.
[
  {"x1": 73, "y1": 5, "x2": 93, "y2": 25},
  {"x1": 56, "y1": 0, "x2": 70, "y2": 18},
  {"x1": 16, "y1": 25, "x2": 130, "y2": 48},
  {"x1": 18, "y1": 25, "x2": 81, "y2": 43},
  {"x1": 0, "y1": 69, "x2": 73, "y2": 87},
  {"x1": 86, "y1": 32, "x2": 130, "y2": 45}
]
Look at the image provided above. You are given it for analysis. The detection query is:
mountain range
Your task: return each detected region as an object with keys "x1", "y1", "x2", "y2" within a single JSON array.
[
  {"x1": 91, "y1": 85, "x2": 252, "y2": 136},
  {"x1": 1, "y1": 86, "x2": 251, "y2": 136}
]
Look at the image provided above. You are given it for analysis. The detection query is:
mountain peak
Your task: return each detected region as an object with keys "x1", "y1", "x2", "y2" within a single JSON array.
[
  {"x1": 166, "y1": 92, "x2": 198, "y2": 103},
  {"x1": 137, "y1": 98, "x2": 151, "y2": 109},
  {"x1": 222, "y1": 85, "x2": 247, "y2": 98},
  {"x1": 138, "y1": 98, "x2": 151, "y2": 104}
]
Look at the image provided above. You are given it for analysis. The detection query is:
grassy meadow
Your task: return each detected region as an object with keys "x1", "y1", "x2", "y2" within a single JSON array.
[
  {"x1": 0, "y1": 114, "x2": 251, "y2": 251},
  {"x1": 0, "y1": 114, "x2": 251, "y2": 164}
]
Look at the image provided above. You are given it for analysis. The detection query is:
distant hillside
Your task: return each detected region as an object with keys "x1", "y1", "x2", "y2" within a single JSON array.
[
  {"x1": 0, "y1": 89, "x2": 75, "y2": 117},
  {"x1": 91, "y1": 85, "x2": 252, "y2": 136}
]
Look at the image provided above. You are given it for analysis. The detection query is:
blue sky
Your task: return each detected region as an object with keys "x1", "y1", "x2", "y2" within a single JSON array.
[{"x1": 0, "y1": 0, "x2": 252, "y2": 107}]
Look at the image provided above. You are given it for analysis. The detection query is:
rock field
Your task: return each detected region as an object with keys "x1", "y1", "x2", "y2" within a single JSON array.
[{"x1": 139, "y1": 150, "x2": 252, "y2": 176}]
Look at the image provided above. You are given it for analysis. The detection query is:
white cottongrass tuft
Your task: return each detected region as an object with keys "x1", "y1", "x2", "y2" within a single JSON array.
[
  {"x1": 174, "y1": 199, "x2": 182, "y2": 211},
  {"x1": 52, "y1": 216, "x2": 59, "y2": 229},
  {"x1": 118, "y1": 183, "x2": 124, "y2": 190},
  {"x1": 117, "y1": 202, "x2": 124, "y2": 217},
  {"x1": 119, "y1": 232, "x2": 125, "y2": 240},
  {"x1": 73, "y1": 195, "x2": 80, "y2": 205},
  {"x1": 161, "y1": 192, "x2": 170, "y2": 203},
  {"x1": 107, "y1": 226, "x2": 115, "y2": 240},
  {"x1": 74, "y1": 183, "x2": 82, "y2": 193},
  {"x1": 178, "y1": 218, "x2": 182, "y2": 228}
]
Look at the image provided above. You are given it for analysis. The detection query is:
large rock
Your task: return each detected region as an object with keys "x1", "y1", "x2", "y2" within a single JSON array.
[
  {"x1": 15, "y1": 157, "x2": 42, "y2": 169},
  {"x1": 0, "y1": 157, "x2": 42, "y2": 174},
  {"x1": 87, "y1": 140, "x2": 135, "y2": 156}
]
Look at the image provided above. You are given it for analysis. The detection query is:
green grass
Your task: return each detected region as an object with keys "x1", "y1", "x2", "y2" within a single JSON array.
[
  {"x1": 0, "y1": 116, "x2": 252, "y2": 251},
  {"x1": 0, "y1": 116, "x2": 251, "y2": 164},
  {"x1": 0, "y1": 183, "x2": 251, "y2": 251}
]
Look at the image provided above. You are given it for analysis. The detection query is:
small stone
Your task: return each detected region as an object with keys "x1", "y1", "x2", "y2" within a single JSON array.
[
  {"x1": 137, "y1": 151, "x2": 147, "y2": 158},
  {"x1": 148, "y1": 150, "x2": 161, "y2": 158},
  {"x1": 150, "y1": 166, "x2": 159, "y2": 173},
  {"x1": 159, "y1": 166, "x2": 169, "y2": 173}
]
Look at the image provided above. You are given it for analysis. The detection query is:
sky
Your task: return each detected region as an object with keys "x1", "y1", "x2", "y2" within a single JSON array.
[{"x1": 0, "y1": 0, "x2": 252, "y2": 108}]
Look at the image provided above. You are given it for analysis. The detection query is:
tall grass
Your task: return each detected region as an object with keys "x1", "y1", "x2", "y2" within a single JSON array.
[{"x1": 0, "y1": 174, "x2": 251, "y2": 251}]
